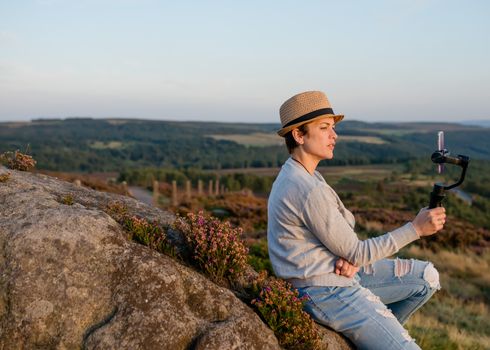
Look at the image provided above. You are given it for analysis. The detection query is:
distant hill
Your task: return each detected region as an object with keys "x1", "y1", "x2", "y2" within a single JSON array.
[
  {"x1": 461, "y1": 119, "x2": 490, "y2": 128},
  {"x1": 0, "y1": 118, "x2": 489, "y2": 172}
]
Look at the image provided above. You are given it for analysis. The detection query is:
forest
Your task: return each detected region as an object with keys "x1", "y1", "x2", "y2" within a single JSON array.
[{"x1": 1, "y1": 118, "x2": 489, "y2": 172}]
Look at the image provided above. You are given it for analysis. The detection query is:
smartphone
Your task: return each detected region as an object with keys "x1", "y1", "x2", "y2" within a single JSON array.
[{"x1": 437, "y1": 131, "x2": 444, "y2": 174}]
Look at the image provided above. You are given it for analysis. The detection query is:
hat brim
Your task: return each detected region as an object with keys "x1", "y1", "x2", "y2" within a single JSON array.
[{"x1": 277, "y1": 114, "x2": 344, "y2": 137}]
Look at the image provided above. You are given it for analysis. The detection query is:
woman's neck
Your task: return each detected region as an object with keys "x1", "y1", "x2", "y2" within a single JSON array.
[{"x1": 291, "y1": 151, "x2": 319, "y2": 175}]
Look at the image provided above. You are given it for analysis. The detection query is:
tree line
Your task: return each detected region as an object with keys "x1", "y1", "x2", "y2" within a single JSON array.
[{"x1": 1, "y1": 118, "x2": 488, "y2": 173}]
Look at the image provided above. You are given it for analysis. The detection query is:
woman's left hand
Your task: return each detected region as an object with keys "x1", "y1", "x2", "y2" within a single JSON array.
[{"x1": 335, "y1": 258, "x2": 359, "y2": 278}]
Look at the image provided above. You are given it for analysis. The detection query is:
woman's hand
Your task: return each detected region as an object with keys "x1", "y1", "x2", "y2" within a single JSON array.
[
  {"x1": 335, "y1": 258, "x2": 359, "y2": 278},
  {"x1": 411, "y1": 207, "x2": 446, "y2": 237}
]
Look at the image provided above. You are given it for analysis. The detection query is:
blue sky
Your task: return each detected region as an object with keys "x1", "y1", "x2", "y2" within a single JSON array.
[{"x1": 1, "y1": 0, "x2": 489, "y2": 123}]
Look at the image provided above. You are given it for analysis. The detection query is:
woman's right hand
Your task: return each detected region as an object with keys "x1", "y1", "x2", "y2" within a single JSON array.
[
  {"x1": 335, "y1": 258, "x2": 359, "y2": 278},
  {"x1": 411, "y1": 207, "x2": 446, "y2": 237}
]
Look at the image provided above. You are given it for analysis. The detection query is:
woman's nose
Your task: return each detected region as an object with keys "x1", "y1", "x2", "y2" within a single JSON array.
[{"x1": 330, "y1": 128, "x2": 338, "y2": 139}]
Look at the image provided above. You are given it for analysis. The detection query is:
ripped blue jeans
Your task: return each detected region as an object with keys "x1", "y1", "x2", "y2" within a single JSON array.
[{"x1": 296, "y1": 258, "x2": 440, "y2": 350}]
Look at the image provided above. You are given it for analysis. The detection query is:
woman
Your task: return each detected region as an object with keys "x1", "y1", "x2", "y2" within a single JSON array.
[{"x1": 267, "y1": 91, "x2": 445, "y2": 350}]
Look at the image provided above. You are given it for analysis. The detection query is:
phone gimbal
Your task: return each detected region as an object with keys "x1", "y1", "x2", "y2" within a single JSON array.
[{"x1": 428, "y1": 131, "x2": 470, "y2": 209}]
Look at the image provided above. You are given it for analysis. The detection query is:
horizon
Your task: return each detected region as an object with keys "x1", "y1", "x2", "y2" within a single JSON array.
[
  {"x1": 1, "y1": 1, "x2": 489, "y2": 123},
  {"x1": 1, "y1": 115, "x2": 489, "y2": 127}
]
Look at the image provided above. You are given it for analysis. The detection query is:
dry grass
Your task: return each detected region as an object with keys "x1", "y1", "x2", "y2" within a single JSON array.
[
  {"x1": 89, "y1": 141, "x2": 124, "y2": 149},
  {"x1": 362, "y1": 128, "x2": 421, "y2": 136},
  {"x1": 406, "y1": 246, "x2": 490, "y2": 283},
  {"x1": 207, "y1": 133, "x2": 283, "y2": 147},
  {"x1": 0, "y1": 121, "x2": 31, "y2": 128},
  {"x1": 403, "y1": 246, "x2": 490, "y2": 349},
  {"x1": 338, "y1": 135, "x2": 387, "y2": 144},
  {"x1": 407, "y1": 312, "x2": 490, "y2": 350}
]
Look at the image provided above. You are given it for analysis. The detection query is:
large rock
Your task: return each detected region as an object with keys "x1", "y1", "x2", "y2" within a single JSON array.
[{"x1": 0, "y1": 168, "x2": 353, "y2": 349}]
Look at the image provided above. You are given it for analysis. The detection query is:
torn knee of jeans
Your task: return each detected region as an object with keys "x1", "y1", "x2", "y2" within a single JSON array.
[
  {"x1": 375, "y1": 308, "x2": 396, "y2": 319},
  {"x1": 363, "y1": 263, "x2": 374, "y2": 275},
  {"x1": 366, "y1": 293, "x2": 381, "y2": 303},
  {"x1": 401, "y1": 330, "x2": 414, "y2": 343},
  {"x1": 423, "y1": 263, "x2": 441, "y2": 290},
  {"x1": 394, "y1": 258, "x2": 412, "y2": 278}
]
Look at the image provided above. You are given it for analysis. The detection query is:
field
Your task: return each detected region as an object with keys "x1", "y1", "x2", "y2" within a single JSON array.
[
  {"x1": 89, "y1": 141, "x2": 124, "y2": 149},
  {"x1": 207, "y1": 132, "x2": 387, "y2": 147},
  {"x1": 209, "y1": 164, "x2": 401, "y2": 183},
  {"x1": 207, "y1": 132, "x2": 284, "y2": 147}
]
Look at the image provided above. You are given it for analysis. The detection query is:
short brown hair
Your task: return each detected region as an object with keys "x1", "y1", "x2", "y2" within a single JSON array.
[{"x1": 284, "y1": 124, "x2": 309, "y2": 154}]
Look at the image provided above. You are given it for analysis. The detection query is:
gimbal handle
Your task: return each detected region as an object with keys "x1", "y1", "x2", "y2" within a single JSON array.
[
  {"x1": 428, "y1": 152, "x2": 470, "y2": 209},
  {"x1": 429, "y1": 183, "x2": 445, "y2": 209}
]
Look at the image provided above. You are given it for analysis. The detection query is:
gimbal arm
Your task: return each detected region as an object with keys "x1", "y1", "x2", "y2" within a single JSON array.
[{"x1": 428, "y1": 146, "x2": 470, "y2": 209}]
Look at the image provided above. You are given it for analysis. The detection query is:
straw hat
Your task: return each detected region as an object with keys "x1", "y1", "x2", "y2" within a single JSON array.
[{"x1": 277, "y1": 91, "x2": 344, "y2": 137}]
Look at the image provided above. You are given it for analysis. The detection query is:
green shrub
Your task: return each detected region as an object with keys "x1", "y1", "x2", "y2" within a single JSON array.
[
  {"x1": 61, "y1": 194, "x2": 74, "y2": 205},
  {"x1": 174, "y1": 210, "x2": 249, "y2": 284},
  {"x1": 248, "y1": 239, "x2": 274, "y2": 275},
  {"x1": 106, "y1": 201, "x2": 128, "y2": 223},
  {"x1": 106, "y1": 201, "x2": 175, "y2": 256},
  {"x1": 124, "y1": 216, "x2": 173, "y2": 254}
]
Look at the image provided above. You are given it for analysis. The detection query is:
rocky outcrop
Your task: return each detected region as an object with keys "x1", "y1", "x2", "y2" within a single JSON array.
[{"x1": 0, "y1": 168, "x2": 353, "y2": 349}]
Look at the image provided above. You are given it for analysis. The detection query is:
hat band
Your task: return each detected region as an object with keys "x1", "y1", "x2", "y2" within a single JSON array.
[{"x1": 282, "y1": 108, "x2": 335, "y2": 128}]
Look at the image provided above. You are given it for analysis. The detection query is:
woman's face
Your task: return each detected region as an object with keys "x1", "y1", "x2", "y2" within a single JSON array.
[{"x1": 300, "y1": 116, "x2": 338, "y2": 160}]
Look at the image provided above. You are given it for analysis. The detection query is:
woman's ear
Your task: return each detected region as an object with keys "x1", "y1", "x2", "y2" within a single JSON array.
[{"x1": 292, "y1": 128, "x2": 304, "y2": 145}]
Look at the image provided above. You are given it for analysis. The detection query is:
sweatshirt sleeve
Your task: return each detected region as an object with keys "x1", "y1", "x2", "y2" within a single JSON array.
[{"x1": 301, "y1": 184, "x2": 419, "y2": 266}]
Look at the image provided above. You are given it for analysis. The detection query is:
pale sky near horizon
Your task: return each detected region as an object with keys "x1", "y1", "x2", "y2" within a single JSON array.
[{"x1": 1, "y1": 0, "x2": 489, "y2": 123}]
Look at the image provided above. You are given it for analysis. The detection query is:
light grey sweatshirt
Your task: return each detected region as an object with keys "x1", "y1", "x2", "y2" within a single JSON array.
[{"x1": 267, "y1": 158, "x2": 420, "y2": 288}]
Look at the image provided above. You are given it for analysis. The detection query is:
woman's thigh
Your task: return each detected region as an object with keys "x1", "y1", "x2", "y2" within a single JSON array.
[
  {"x1": 298, "y1": 285, "x2": 420, "y2": 350},
  {"x1": 357, "y1": 258, "x2": 440, "y2": 305}
]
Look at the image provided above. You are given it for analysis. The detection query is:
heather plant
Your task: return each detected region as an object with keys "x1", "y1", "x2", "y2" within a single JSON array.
[
  {"x1": 106, "y1": 205, "x2": 318, "y2": 347},
  {"x1": 0, "y1": 150, "x2": 36, "y2": 171},
  {"x1": 251, "y1": 277, "x2": 321, "y2": 350},
  {"x1": 174, "y1": 211, "x2": 249, "y2": 284}
]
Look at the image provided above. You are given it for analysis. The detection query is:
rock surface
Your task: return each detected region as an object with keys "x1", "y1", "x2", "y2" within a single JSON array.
[{"x1": 0, "y1": 168, "x2": 353, "y2": 349}]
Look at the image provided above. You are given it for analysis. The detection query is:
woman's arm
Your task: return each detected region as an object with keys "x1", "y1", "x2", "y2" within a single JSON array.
[{"x1": 302, "y1": 185, "x2": 445, "y2": 267}]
